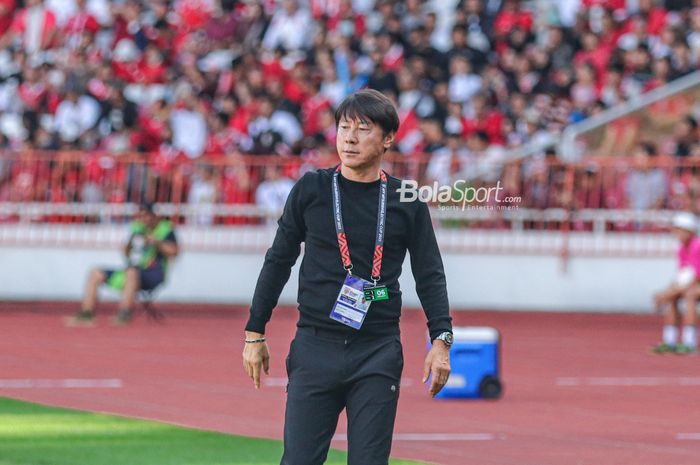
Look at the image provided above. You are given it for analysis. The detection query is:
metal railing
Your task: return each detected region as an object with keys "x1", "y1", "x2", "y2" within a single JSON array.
[
  {"x1": 559, "y1": 70, "x2": 700, "y2": 160},
  {"x1": 0, "y1": 152, "x2": 698, "y2": 230}
]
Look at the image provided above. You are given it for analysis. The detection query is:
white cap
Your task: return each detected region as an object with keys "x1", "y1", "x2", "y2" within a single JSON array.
[{"x1": 672, "y1": 212, "x2": 698, "y2": 233}]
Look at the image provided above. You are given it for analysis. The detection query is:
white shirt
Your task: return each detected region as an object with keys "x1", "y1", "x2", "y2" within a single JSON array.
[
  {"x1": 54, "y1": 99, "x2": 82, "y2": 142},
  {"x1": 24, "y1": 6, "x2": 46, "y2": 55},
  {"x1": 262, "y1": 8, "x2": 312, "y2": 51},
  {"x1": 477, "y1": 146, "x2": 507, "y2": 183},
  {"x1": 46, "y1": 0, "x2": 77, "y2": 26},
  {"x1": 87, "y1": 0, "x2": 112, "y2": 26},
  {"x1": 448, "y1": 73, "x2": 482, "y2": 103},
  {"x1": 426, "y1": 146, "x2": 453, "y2": 186},
  {"x1": 321, "y1": 80, "x2": 346, "y2": 107},
  {"x1": 557, "y1": 0, "x2": 582, "y2": 28},
  {"x1": 256, "y1": 177, "x2": 295, "y2": 222},
  {"x1": 188, "y1": 178, "x2": 217, "y2": 204},
  {"x1": 426, "y1": 0, "x2": 460, "y2": 52},
  {"x1": 171, "y1": 109, "x2": 208, "y2": 159},
  {"x1": 188, "y1": 178, "x2": 217, "y2": 225},
  {"x1": 54, "y1": 96, "x2": 100, "y2": 142},
  {"x1": 352, "y1": 0, "x2": 375, "y2": 14}
]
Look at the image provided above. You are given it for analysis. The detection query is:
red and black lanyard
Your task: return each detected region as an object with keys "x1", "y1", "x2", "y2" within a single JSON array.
[{"x1": 331, "y1": 165, "x2": 388, "y2": 284}]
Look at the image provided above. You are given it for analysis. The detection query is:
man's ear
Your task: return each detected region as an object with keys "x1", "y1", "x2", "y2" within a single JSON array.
[{"x1": 383, "y1": 132, "x2": 395, "y2": 150}]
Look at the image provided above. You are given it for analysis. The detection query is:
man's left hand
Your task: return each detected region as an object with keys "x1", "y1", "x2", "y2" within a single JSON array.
[{"x1": 422, "y1": 339, "x2": 451, "y2": 397}]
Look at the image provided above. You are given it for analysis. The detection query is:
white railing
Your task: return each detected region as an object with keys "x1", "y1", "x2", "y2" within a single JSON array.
[
  {"x1": 0, "y1": 203, "x2": 682, "y2": 257},
  {"x1": 0, "y1": 202, "x2": 680, "y2": 229}
]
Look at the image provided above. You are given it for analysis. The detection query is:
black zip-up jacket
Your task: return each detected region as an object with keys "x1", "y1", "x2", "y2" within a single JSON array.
[{"x1": 245, "y1": 168, "x2": 452, "y2": 340}]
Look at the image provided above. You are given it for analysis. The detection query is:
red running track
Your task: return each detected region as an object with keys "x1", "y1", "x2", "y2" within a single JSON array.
[{"x1": 1, "y1": 302, "x2": 699, "y2": 465}]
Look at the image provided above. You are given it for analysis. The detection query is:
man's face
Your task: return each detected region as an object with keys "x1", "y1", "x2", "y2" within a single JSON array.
[
  {"x1": 284, "y1": 0, "x2": 298, "y2": 14},
  {"x1": 138, "y1": 210, "x2": 158, "y2": 228},
  {"x1": 633, "y1": 151, "x2": 650, "y2": 170},
  {"x1": 336, "y1": 117, "x2": 393, "y2": 171},
  {"x1": 419, "y1": 120, "x2": 441, "y2": 143}
]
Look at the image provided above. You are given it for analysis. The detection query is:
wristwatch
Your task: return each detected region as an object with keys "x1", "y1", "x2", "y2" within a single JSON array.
[{"x1": 434, "y1": 332, "x2": 453, "y2": 347}]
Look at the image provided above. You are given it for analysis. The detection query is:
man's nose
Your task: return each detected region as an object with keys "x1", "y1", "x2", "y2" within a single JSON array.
[{"x1": 345, "y1": 129, "x2": 358, "y2": 143}]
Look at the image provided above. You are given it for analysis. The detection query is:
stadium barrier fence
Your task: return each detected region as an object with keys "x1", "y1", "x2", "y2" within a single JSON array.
[{"x1": 0, "y1": 151, "x2": 696, "y2": 260}]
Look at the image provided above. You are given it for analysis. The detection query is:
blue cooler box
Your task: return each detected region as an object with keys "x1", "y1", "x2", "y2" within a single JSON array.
[{"x1": 430, "y1": 327, "x2": 502, "y2": 399}]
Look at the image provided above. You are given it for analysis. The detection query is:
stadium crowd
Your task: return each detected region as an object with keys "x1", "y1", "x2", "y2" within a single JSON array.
[{"x1": 1, "y1": 0, "x2": 700, "y2": 214}]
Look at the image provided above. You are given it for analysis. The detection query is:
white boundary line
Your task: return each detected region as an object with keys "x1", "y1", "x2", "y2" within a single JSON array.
[
  {"x1": 333, "y1": 433, "x2": 497, "y2": 441},
  {"x1": 677, "y1": 433, "x2": 700, "y2": 440},
  {"x1": 0, "y1": 378, "x2": 123, "y2": 389},
  {"x1": 556, "y1": 377, "x2": 700, "y2": 386}
]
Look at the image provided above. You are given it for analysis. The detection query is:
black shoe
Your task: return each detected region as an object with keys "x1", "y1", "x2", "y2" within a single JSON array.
[
  {"x1": 113, "y1": 309, "x2": 132, "y2": 325},
  {"x1": 65, "y1": 310, "x2": 95, "y2": 326}
]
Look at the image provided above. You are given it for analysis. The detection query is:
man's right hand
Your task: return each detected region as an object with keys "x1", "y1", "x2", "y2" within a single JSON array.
[{"x1": 242, "y1": 331, "x2": 270, "y2": 389}]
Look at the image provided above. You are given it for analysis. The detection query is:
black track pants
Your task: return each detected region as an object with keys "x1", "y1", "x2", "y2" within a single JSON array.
[{"x1": 281, "y1": 326, "x2": 404, "y2": 465}]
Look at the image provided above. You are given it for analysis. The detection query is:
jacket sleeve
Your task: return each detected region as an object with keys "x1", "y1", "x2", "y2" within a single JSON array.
[
  {"x1": 244, "y1": 175, "x2": 307, "y2": 334},
  {"x1": 407, "y1": 201, "x2": 452, "y2": 341}
]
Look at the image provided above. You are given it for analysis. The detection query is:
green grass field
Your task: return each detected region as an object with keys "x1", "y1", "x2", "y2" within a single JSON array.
[{"x1": 0, "y1": 397, "x2": 426, "y2": 465}]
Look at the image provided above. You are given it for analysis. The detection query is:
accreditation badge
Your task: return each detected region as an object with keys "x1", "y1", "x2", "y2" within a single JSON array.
[
  {"x1": 329, "y1": 274, "x2": 373, "y2": 330},
  {"x1": 363, "y1": 284, "x2": 389, "y2": 302}
]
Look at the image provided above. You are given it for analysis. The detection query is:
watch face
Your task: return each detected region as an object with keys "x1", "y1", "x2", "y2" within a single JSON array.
[{"x1": 445, "y1": 333, "x2": 453, "y2": 345}]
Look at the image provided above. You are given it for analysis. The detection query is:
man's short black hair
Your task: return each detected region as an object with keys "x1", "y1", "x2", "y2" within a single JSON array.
[
  {"x1": 334, "y1": 89, "x2": 400, "y2": 136},
  {"x1": 139, "y1": 202, "x2": 156, "y2": 215},
  {"x1": 474, "y1": 131, "x2": 489, "y2": 143},
  {"x1": 639, "y1": 141, "x2": 657, "y2": 157}
]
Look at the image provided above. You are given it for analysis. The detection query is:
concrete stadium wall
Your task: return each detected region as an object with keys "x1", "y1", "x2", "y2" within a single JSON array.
[{"x1": 0, "y1": 226, "x2": 674, "y2": 313}]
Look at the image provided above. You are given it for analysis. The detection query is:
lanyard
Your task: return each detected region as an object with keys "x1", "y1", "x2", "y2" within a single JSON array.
[{"x1": 332, "y1": 165, "x2": 388, "y2": 284}]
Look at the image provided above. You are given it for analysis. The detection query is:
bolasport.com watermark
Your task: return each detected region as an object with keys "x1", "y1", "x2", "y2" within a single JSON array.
[{"x1": 397, "y1": 180, "x2": 522, "y2": 211}]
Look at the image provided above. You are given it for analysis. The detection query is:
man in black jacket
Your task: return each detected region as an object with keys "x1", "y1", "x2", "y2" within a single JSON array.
[{"x1": 242, "y1": 89, "x2": 453, "y2": 465}]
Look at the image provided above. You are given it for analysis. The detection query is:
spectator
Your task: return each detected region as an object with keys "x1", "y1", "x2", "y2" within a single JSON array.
[
  {"x1": 448, "y1": 54, "x2": 482, "y2": 104},
  {"x1": 8, "y1": 0, "x2": 58, "y2": 55},
  {"x1": 262, "y1": 0, "x2": 312, "y2": 51},
  {"x1": 248, "y1": 94, "x2": 302, "y2": 155},
  {"x1": 625, "y1": 142, "x2": 668, "y2": 210},
  {"x1": 69, "y1": 202, "x2": 179, "y2": 325},
  {"x1": 422, "y1": 117, "x2": 453, "y2": 186},
  {"x1": 545, "y1": 26, "x2": 574, "y2": 71},
  {"x1": 456, "y1": 0, "x2": 491, "y2": 55},
  {"x1": 673, "y1": 115, "x2": 698, "y2": 158},
  {"x1": 570, "y1": 62, "x2": 598, "y2": 110},
  {"x1": 53, "y1": 88, "x2": 100, "y2": 146},
  {"x1": 255, "y1": 164, "x2": 294, "y2": 223},
  {"x1": 62, "y1": 0, "x2": 99, "y2": 50},
  {"x1": 0, "y1": 0, "x2": 15, "y2": 37},
  {"x1": 188, "y1": 165, "x2": 219, "y2": 225},
  {"x1": 2, "y1": 0, "x2": 700, "y2": 210},
  {"x1": 46, "y1": 0, "x2": 77, "y2": 27},
  {"x1": 205, "y1": 0, "x2": 240, "y2": 44},
  {"x1": 463, "y1": 93, "x2": 504, "y2": 144},
  {"x1": 470, "y1": 130, "x2": 506, "y2": 183},
  {"x1": 205, "y1": 111, "x2": 237, "y2": 157},
  {"x1": 221, "y1": 156, "x2": 252, "y2": 214},
  {"x1": 170, "y1": 92, "x2": 208, "y2": 159},
  {"x1": 653, "y1": 212, "x2": 700, "y2": 354}
]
